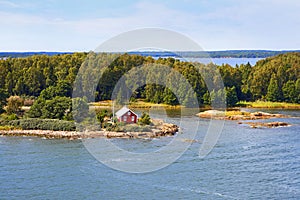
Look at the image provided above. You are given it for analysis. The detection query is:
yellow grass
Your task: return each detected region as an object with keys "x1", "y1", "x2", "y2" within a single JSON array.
[
  {"x1": 91, "y1": 100, "x2": 182, "y2": 109},
  {"x1": 225, "y1": 110, "x2": 250, "y2": 117},
  {"x1": 238, "y1": 101, "x2": 300, "y2": 109},
  {"x1": 129, "y1": 100, "x2": 181, "y2": 109}
]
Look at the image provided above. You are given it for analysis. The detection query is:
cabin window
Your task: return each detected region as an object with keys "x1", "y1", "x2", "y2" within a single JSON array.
[
  {"x1": 123, "y1": 116, "x2": 127, "y2": 121},
  {"x1": 127, "y1": 111, "x2": 131, "y2": 115},
  {"x1": 131, "y1": 116, "x2": 135, "y2": 122}
]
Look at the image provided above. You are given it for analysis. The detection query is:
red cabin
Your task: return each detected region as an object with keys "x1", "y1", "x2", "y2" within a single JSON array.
[{"x1": 115, "y1": 106, "x2": 138, "y2": 123}]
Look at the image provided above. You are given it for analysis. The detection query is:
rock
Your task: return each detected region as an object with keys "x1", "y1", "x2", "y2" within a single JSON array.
[
  {"x1": 244, "y1": 121, "x2": 290, "y2": 128},
  {"x1": 197, "y1": 110, "x2": 289, "y2": 121},
  {"x1": 196, "y1": 110, "x2": 225, "y2": 119}
]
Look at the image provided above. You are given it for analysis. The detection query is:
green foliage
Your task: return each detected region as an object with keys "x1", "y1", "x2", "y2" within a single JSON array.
[
  {"x1": 296, "y1": 79, "x2": 300, "y2": 103},
  {"x1": 182, "y1": 88, "x2": 198, "y2": 107},
  {"x1": 42, "y1": 96, "x2": 72, "y2": 120},
  {"x1": 0, "y1": 53, "x2": 87, "y2": 97},
  {"x1": 0, "y1": 89, "x2": 8, "y2": 114},
  {"x1": 39, "y1": 80, "x2": 72, "y2": 100},
  {"x1": 266, "y1": 74, "x2": 281, "y2": 102},
  {"x1": 0, "y1": 119, "x2": 76, "y2": 131},
  {"x1": 203, "y1": 91, "x2": 211, "y2": 105},
  {"x1": 96, "y1": 109, "x2": 112, "y2": 127},
  {"x1": 28, "y1": 96, "x2": 71, "y2": 120},
  {"x1": 225, "y1": 86, "x2": 238, "y2": 107},
  {"x1": 0, "y1": 125, "x2": 17, "y2": 131},
  {"x1": 1, "y1": 113, "x2": 18, "y2": 121},
  {"x1": 0, "y1": 52, "x2": 299, "y2": 109},
  {"x1": 72, "y1": 97, "x2": 89, "y2": 122},
  {"x1": 282, "y1": 80, "x2": 298, "y2": 103},
  {"x1": 138, "y1": 112, "x2": 151, "y2": 125},
  {"x1": 27, "y1": 98, "x2": 45, "y2": 118}
]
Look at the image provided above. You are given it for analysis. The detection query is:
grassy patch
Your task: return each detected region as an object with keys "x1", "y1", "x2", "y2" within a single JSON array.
[
  {"x1": 129, "y1": 100, "x2": 181, "y2": 109},
  {"x1": 238, "y1": 101, "x2": 300, "y2": 109},
  {"x1": 0, "y1": 125, "x2": 20, "y2": 131},
  {"x1": 91, "y1": 99, "x2": 182, "y2": 109},
  {"x1": 225, "y1": 110, "x2": 250, "y2": 116}
]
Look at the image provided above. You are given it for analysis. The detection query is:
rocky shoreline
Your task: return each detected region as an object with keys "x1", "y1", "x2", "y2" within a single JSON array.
[
  {"x1": 197, "y1": 110, "x2": 292, "y2": 128},
  {"x1": 0, "y1": 122, "x2": 179, "y2": 140},
  {"x1": 197, "y1": 110, "x2": 288, "y2": 120},
  {"x1": 241, "y1": 121, "x2": 290, "y2": 128}
]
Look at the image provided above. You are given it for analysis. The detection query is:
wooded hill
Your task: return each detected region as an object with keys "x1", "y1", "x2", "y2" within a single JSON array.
[{"x1": 0, "y1": 52, "x2": 299, "y2": 109}]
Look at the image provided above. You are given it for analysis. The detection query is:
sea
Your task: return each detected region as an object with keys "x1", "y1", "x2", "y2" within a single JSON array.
[
  {"x1": 153, "y1": 57, "x2": 262, "y2": 67},
  {"x1": 1, "y1": 108, "x2": 299, "y2": 199}
]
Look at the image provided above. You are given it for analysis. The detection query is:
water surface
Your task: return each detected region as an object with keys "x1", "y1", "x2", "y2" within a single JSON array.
[{"x1": 0, "y1": 109, "x2": 299, "y2": 199}]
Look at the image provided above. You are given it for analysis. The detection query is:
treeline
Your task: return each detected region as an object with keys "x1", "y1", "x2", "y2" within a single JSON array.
[
  {"x1": 129, "y1": 50, "x2": 300, "y2": 58},
  {"x1": 0, "y1": 52, "x2": 299, "y2": 111},
  {"x1": 2, "y1": 50, "x2": 300, "y2": 59},
  {"x1": 0, "y1": 52, "x2": 72, "y2": 58}
]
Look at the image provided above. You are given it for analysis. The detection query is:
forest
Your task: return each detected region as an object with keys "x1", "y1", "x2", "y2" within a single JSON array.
[{"x1": 0, "y1": 52, "x2": 299, "y2": 118}]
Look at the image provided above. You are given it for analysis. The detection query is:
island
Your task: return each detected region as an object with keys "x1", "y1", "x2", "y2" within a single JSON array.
[{"x1": 197, "y1": 110, "x2": 292, "y2": 128}]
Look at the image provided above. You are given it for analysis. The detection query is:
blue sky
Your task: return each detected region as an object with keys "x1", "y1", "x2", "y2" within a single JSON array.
[{"x1": 1, "y1": 0, "x2": 300, "y2": 51}]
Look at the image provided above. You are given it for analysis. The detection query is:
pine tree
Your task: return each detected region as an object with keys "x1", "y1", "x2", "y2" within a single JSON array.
[
  {"x1": 183, "y1": 88, "x2": 198, "y2": 108},
  {"x1": 203, "y1": 90, "x2": 211, "y2": 105},
  {"x1": 282, "y1": 80, "x2": 296, "y2": 103},
  {"x1": 226, "y1": 86, "x2": 238, "y2": 107},
  {"x1": 266, "y1": 74, "x2": 281, "y2": 102}
]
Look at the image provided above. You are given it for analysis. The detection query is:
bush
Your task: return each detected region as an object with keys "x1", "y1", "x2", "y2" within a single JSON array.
[
  {"x1": 138, "y1": 112, "x2": 151, "y2": 125},
  {"x1": 0, "y1": 125, "x2": 18, "y2": 131},
  {"x1": 1, "y1": 113, "x2": 18, "y2": 121},
  {"x1": 0, "y1": 119, "x2": 76, "y2": 131}
]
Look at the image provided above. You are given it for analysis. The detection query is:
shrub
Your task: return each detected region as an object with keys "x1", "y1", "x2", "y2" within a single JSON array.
[
  {"x1": 3, "y1": 119, "x2": 76, "y2": 131},
  {"x1": 1, "y1": 113, "x2": 18, "y2": 121},
  {"x1": 138, "y1": 112, "x2": 151, "y2": 125},
  {"x1": 0, "y1": 125, "x2": 18, "y2": 131},
  {"x1": 72, "y1": 97, "x2": 89, "y2": 122},
  {"x1": 0, "y1": 89, "x2": 8, "y2": 114}
]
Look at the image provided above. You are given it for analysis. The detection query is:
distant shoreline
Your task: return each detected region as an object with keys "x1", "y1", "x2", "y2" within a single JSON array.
[{"x1": 1, "y1": 50, "x2": 300, "y2": 59}]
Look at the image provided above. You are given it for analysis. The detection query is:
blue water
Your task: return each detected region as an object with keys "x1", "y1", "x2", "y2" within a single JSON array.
[
  {"x1": 154, "y1": 57, "x2": 262, "y2": 67},
  {"x1": 1, "y1": 110, "x2": 299, "y2": 199}
]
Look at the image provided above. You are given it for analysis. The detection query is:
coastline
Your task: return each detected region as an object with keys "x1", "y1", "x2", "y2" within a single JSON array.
[{"x1": 0, "y1": 123, "x2": 179, "y2": 140}]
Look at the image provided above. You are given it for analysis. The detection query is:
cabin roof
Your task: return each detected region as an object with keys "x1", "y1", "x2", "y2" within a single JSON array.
[{"x1": 115, "y1": 106, "x2": 138, "y2": 117}]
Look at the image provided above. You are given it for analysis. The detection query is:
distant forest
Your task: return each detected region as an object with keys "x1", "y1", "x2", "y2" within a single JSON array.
[
  {"x1": 0, "y1": 52, "x2": 299, "y2": 110},
  {"x1": 1, "y1": 50, "x2": 300, "y2": 59}
]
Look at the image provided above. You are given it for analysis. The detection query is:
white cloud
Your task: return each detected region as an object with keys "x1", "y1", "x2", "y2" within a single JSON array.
[{"x1": 0, "y1": 0, "x2": 300, "y2": 51}]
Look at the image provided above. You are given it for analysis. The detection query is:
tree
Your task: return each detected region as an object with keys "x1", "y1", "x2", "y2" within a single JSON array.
[
  {"x1": 72, "y1": 97, "x2": 89, "y2": 122},
  {"x1": 282, "y1": 80, "x2": 297, "y2": 103},
  {"x1": 203, "y1": 90, "x2": 211, "y2": 105},
  {"x1": 138, "y1": 112, "x2": 151, "y2": 125},
  {"x1": 41, "y1": 97, "x2": 72, "y2": 120},
  {"x1": 226, "y1": 86, "x2": 238, "y2": 107},
  {"x1": 163, "y1": 88, "x2": 178, "y2": 106},
  {"x1": 27, "y1": 98, "x2": 46, "y2": 118},
  {"x1": 182, "y1": 88, "x2": 198, "y2": 108},
  {"x1": 6, "y1": 96, "x2": 24, "y2": 115},
  {"x1": 0, "y1": 89, "x2": 8, "y2": 114},
  {"x1": 296, "y1": 79, "x2": 300, "y2": 103},
  {"x1": 266, "y1": 74, "x2": 281, "y2": 102},
  {"x1": 96, "y1": 109, "x2": 111, "y2": 128}
]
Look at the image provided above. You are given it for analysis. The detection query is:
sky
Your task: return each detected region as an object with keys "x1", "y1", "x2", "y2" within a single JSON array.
[{"x1": 0, "y1": 0, "x2": 300, "y2": 51}]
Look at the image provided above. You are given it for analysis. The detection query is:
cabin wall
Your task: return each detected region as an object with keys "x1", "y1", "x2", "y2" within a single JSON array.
[{"x1": 118, "y1": 111, "x2": 137, "y2": 123}]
